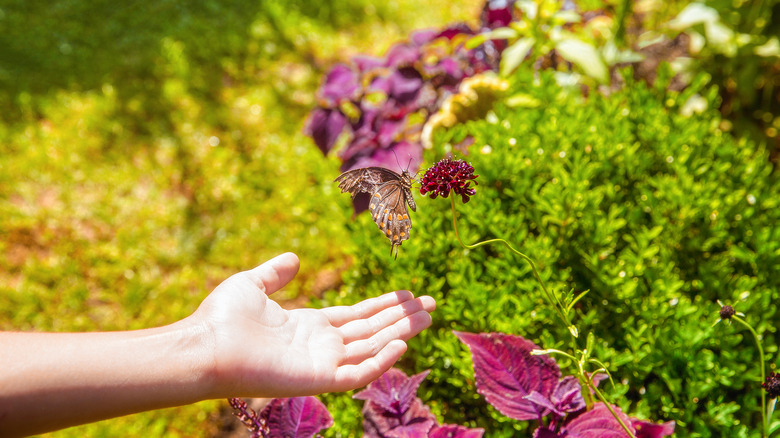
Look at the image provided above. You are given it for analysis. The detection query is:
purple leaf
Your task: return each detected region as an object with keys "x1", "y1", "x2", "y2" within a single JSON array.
[
  {"x1": 410, "y1": 29, "x2": 439, "y2": 46},
  {"x1": 355, "y1": 55, "x2": 386, "y2": 73},
  {"x1": 480, "y1": 0, "x2": 516, "y2": 29},
  {"x1": 454, "y1": 331, "x2": 561, "y2": 421},
  {"x1": 344, "y1": 141, "x2": 422, "y2": 176},
  {"x1": 362, "y1": 397, "x2": 436, "y2": 438},
  {"x1": 423, "y1": 57, "x2": 465, "y2": 90},
  {"x1": 376, "y1": 114, "x2": 408, "y2": 148},
  {"x1": 551, "y1": 375, "x2": 586, "y2": 415},
  {"x1": 391, "y1": 67, "x2": 424, "y2": 103},
  {"x1": 260, "y1": 397, "x2": 333, "y2": 438},
  {"x1": 385, "y1": 43, "x2": 421, "y2": 68},
  {"x1": 354, "y1": 368, "x2": 430, "y2": 416},
  {"x1": 319, "y1": 64, "x2": 360, "y2": 106},
  {"x1": 304, "y1": 108, "x2": 347, "y2": 155},
  {"x1": 524, "y1": 390, "x2": 563, "y2": 417},
  {"x1": 533, "y1": 427, "x2": 564, "y2": 438},
  {"x1": 562, "y1": 402, "x2": 635, "y2": 438},
  {"x1": 355, "y1": 368, "x2": 436, "y2": 438},
  {"x1": 631, "y1": 418, "x2": 676, "y2": 438},
  {"x1": 429, "y1": 424, "x2": 485, "y2": 438},
  {"x1": 435, "y1": 23, "x2": 476, "y2": 40}
]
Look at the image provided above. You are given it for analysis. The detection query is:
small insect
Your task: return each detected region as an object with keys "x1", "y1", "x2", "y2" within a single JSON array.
[{"x1": 335, "y1": 166, "x2": 416, "y2": 258}]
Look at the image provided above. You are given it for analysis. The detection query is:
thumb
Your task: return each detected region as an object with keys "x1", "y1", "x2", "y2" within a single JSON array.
[{"x1": 244, "y1": 252, "x2": 300, "y2": 296}]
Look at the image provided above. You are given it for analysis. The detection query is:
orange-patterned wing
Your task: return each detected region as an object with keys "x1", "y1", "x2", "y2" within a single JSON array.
[{"x1": 335, "y1": 167, "x2": 416, "y2": 257}]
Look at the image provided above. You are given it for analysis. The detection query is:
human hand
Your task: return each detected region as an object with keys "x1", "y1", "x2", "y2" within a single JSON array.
[{"x1": 189, "y1": 253, "x2": 436, "y2": 399}]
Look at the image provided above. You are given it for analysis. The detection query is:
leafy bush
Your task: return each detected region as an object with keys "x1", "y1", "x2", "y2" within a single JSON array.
[{"x1": 319, "y1": 69, "x2": 780, "y2": 437}]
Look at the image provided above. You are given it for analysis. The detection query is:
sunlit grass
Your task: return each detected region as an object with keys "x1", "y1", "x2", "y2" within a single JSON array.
[{"x1": 0, "y1": 1, "x2": 480, "y2": 436}]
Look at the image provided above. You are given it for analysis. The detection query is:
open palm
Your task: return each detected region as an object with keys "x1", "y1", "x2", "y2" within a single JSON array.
[{"x1": 190, "y1": 253, "x2": 436, "y2": 399}]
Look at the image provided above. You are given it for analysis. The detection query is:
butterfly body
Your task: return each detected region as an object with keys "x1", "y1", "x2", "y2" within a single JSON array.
[{"x1": 335, "y1": 167, "x2": 416, "y2": 257}]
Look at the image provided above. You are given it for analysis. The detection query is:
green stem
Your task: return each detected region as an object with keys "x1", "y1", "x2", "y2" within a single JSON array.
[
  {"x1": 449, "y1": 197, "x2": 635, "y2": 434},
  {"x1": 588, "y1": 382, "x2": 637, "y2": 438},
  {"x1": 732, "y1": 315, "x2": 767, "y2": 438},
  {"x1": 449, "y1": 197, "x2": 572, "y2": 335}
]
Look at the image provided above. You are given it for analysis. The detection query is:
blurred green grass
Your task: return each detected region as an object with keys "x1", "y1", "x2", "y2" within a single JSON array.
[{"x1": 0, "y1": 1, "x2": 480, "y2": 436}]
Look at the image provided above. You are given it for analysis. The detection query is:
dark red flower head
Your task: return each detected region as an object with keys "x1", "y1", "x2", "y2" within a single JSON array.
[
  {"x1": 719, "y1": 305, "x2": 736, "y2": 320},
  {"x1": 419, "y1": 158, "x2": 479, "y2": 203},
  {"x1": 763, "y1": 372, "x2": 780, "y2": 399}
]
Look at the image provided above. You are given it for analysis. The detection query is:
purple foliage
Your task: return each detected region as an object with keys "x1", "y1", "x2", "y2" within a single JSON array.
[
  {"x1": 354, "y1": 368, "x2": 430, "y2": 415},
  {"x1": 562, "y1": 402, "x2": 635, "y2": 438},
  {"x1": 454, "y1": 331, "x2": 675, "y2": 437},
  {"x1": 354, "y1": 368, "x2": 483, "y2": 438},
  {"x1": 631, "y1": 418, "x2": 677, "y2": 438},
  {"x1": 260, "y1": 397, "x2": 333, "y2": 438},
  {"x1": 319, "y1": 64, "x2": 360, "y2": 106},
  {"x1": 306, "y1": 108, "x2": 347, "y2": 155},
  {"x1": 305, "y1": 0, "x2": 519, "y2": 193},
  {"x1": 429, "y1": 424, "x2": 485, "y2": 438},
  {"x1": 525, "y1": 375, "x2": 586, "y2": 419},
  {"x1": 454, "y1": 331, "x2": 561, "y2": 421},
  {"x1": 355, "y1": 368, "x2": 437, "y2": 437}
]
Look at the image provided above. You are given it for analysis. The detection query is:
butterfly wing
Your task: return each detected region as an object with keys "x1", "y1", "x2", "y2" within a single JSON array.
[
  {"x1": 368, "y1": 180, "x2": 412, "y2": 257},
  {"x1": 335, "y1": 167, "x2": 415, "y2": 257},
  {"x1": 335, "y1": 167, "x2": 403, "y2": 199}
]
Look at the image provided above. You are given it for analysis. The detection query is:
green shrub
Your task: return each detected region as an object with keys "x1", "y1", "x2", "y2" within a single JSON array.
[{"x1": 320, "y1": 69, "x2": 780, "y2": 437}]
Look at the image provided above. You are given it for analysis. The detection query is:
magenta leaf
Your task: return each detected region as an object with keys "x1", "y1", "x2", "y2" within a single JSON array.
[
  {"x1": 533, "y1": 427, "x2": 564, "y2": 438},
  {"x1": 480, "y1": 0, "x2": 516, "y2": 29},
  {"x1": 354, "y1": 368, "x2": 430, "y2": 415},
  {"x1": 385, "y1": 43, "x2": 421, "y2": 68},
  {"x1": 550, "y1": 375, "x2": 586, "y2": 415},
  {"x1": 631, "y1": 418, "x2": 676, "y2": 438},
  {"x1": 362, "y1": 397, "x2": 436, "y2": 438},
  {"x1": 319, "y1": 64, "x2": 360, "y2": 106},
  {"x1": 344, "y1": 140, "x2": 422, "y2": 178},
  {"x1": 304, "y1": 108, "x2": 347, "y2": 154},
  {"x1": 454, "y1": 331, "x2": 561, "y2": 421},
  {"x1": 429, "y1": 424, "x2": 486, "y2": 438},
  {"x1": 355, "y1": 368, "x2": 436, "y2": 438},
  {"x1": 562, "y1": 402, "x2": 635, "y2": 438},
  {"x1": 524, "y1": 390, "x2": 563, "y2": 417},
  {"x1": 260, "y1": 397, "x2": 333, "y2": 438}
]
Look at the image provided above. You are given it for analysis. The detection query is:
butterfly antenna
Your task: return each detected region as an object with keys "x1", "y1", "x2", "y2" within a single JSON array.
[{"x1": 391, "y1": 148, "x2": 404, "y2": 172}]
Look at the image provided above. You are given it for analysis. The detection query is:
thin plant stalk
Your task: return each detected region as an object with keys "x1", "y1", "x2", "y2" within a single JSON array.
[
  {"x1": 732, "y1": 315, "x2": 768, "y2": 438},
  {"x1": 449, "y1": 197, "x2": 572, "y2": 334},
  {"x1": 449, "y1": 197, "x2": 636, "y2": 438}
]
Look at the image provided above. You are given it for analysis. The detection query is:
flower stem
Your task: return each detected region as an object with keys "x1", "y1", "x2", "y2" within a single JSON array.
[
  {"x1": 587, "y1": 382, "x2": 637, "y2": 438},
  {"x1": 732, "y1": 315, "x2": 768, "y2": 438},
  {"x1": 449, "y1": 197, "x2": 575, "y2": 337},
  {"x1": 449, "y1": 197, "x2": 635, "y2": 435}
]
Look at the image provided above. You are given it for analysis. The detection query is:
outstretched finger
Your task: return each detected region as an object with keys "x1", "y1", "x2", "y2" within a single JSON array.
[
  {"x1": 342, "y1": 310, "x2": 433, "y2": 365},
  {"x1": 332, "y1": 339, "x2": 408, "y2": 392},
  {"x1": 321, "y1": 290, "x2": 416, "y2": 326},
  {"x1": 243, "y1": 252, "x2": 300, "y2": 296},
  {"x1": 339, "y1": 296, "x2": 435, "y2": 342}
]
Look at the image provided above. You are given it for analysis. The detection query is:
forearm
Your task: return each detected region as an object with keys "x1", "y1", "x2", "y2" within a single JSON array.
[{"x1": 0, "y1": 320, "x2": 216, "y2": 437}]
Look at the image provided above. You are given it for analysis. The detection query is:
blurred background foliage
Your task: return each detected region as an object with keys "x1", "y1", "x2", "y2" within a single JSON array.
[
  {"x1": 0, "y1": 0, "x2": 779, "y2": 437},
  {"x1": 0, "y1": 0, "x2": 478, "y2": 436}
]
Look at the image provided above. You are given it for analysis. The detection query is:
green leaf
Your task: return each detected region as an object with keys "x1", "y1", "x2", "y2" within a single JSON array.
[
  {"x1": 666, "y1": 2, "x2": 720, "y2": 30},
  {"x1": 505, "y1": 92, "x2": 542, "y2": 108},
  {"x1": 755, "y1": 37, "x2": 780, "y2": 57},
  {"x1": 499, "y1": 37, "x2": 534, "y2": 77},
  {"x1": 554, "y1": 38, "x2": 609, "y2": 83}
]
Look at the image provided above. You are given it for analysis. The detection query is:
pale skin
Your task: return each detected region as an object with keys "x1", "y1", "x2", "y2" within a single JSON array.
[{"x1": 0, "y1": 252, "x2": 436, "y2": 437}]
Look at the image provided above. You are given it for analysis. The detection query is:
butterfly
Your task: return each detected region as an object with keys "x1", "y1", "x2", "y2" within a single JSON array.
[{"x1": 335, "y1": 167, "x2": 417, "y2": 257}]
